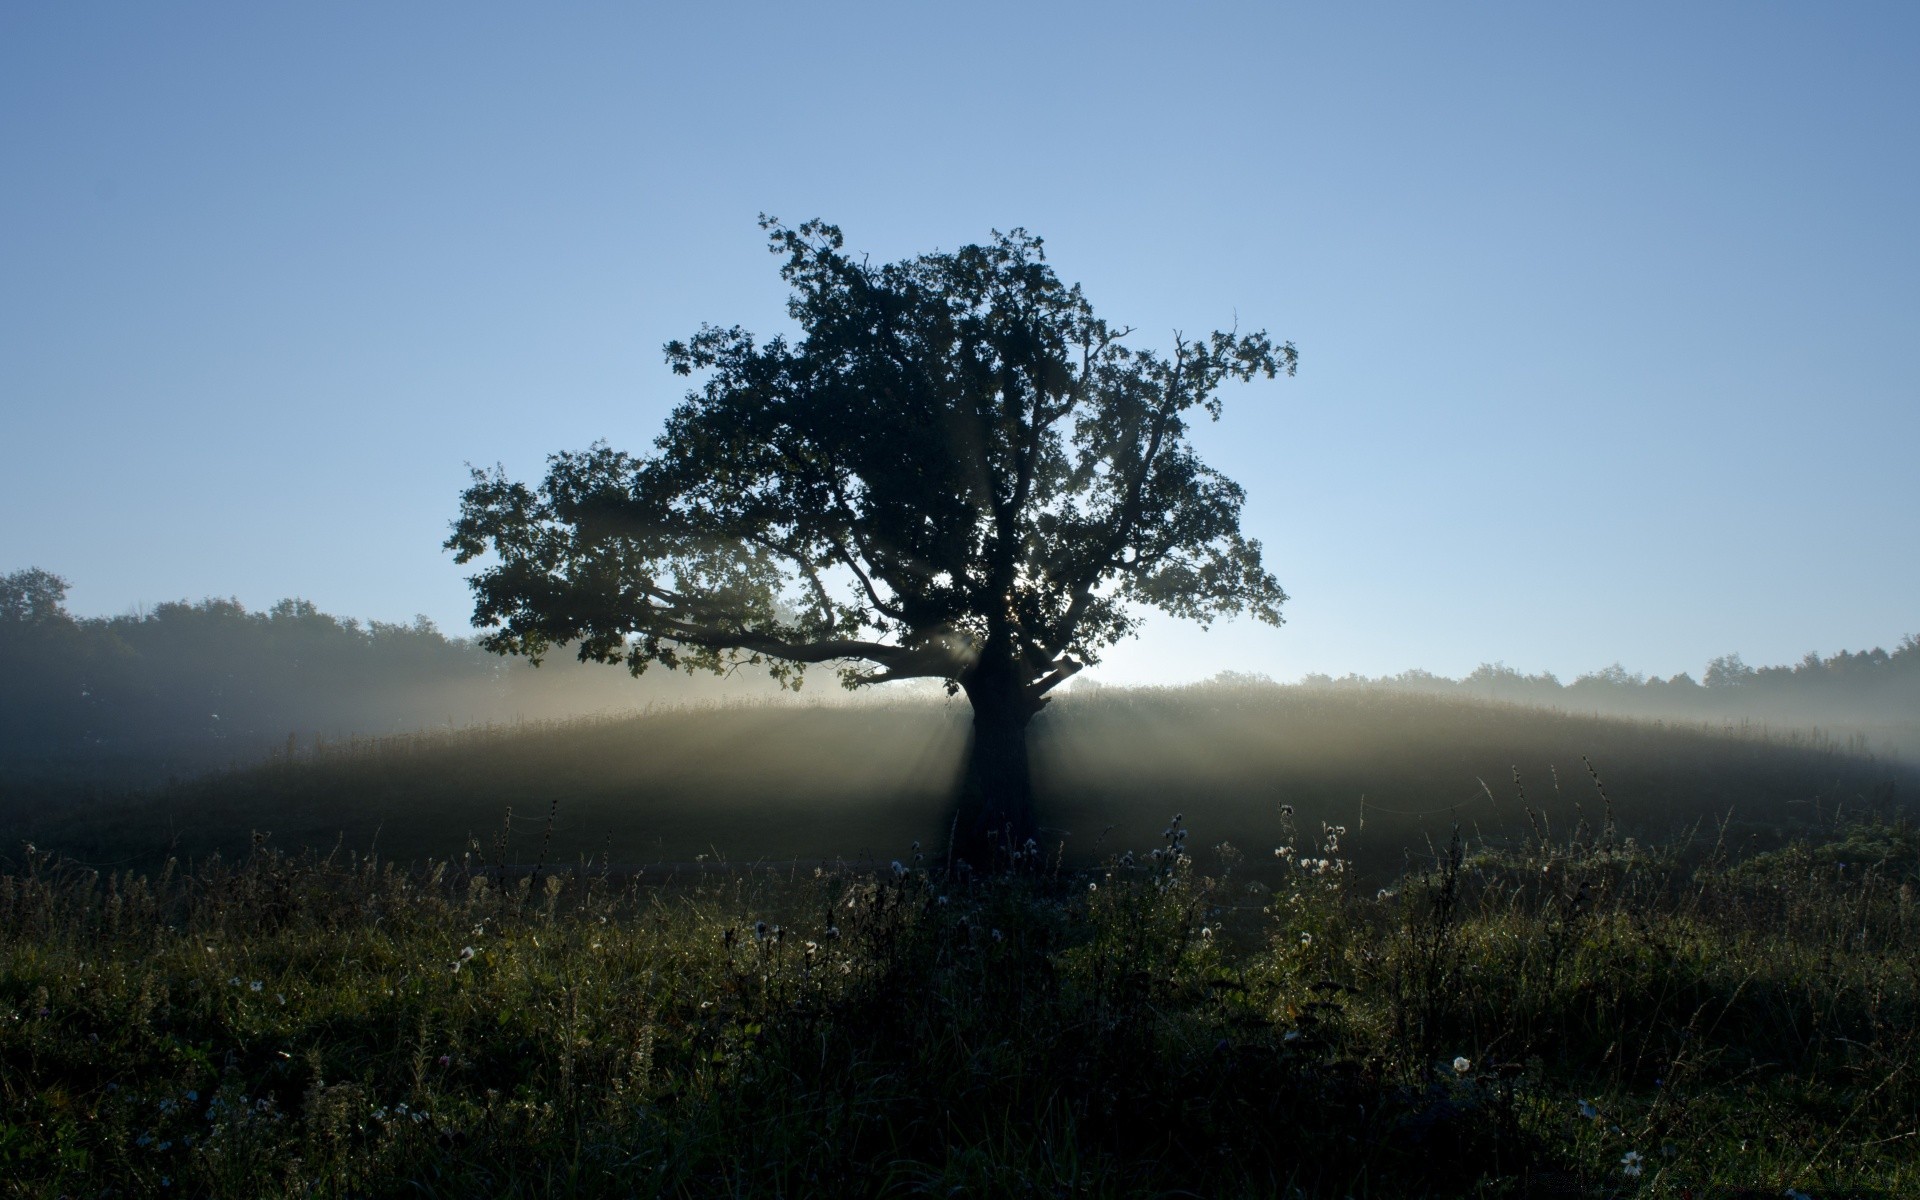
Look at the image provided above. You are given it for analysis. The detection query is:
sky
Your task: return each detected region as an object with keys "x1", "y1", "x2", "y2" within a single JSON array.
[{"x1": 3, "y1": 2, "x2": 1916, "y2": 687}]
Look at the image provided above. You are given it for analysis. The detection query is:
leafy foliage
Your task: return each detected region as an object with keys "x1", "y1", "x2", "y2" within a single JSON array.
[{"x1": 449, "y1": 218, "x2": 1294, "y2": 712}]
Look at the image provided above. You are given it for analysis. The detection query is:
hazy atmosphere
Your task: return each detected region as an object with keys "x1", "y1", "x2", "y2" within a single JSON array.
[
  {"x1": 9, "y1": 7, "x2": 1920, "y2": 1197},
  {"x1": 5, "y1": 2, "x2": 1916, "y2": 685}
]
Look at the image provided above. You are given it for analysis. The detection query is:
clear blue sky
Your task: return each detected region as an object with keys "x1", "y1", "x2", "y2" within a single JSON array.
[{"x1": 4, "y1": 2, "x2": 1916, "y2": 686}]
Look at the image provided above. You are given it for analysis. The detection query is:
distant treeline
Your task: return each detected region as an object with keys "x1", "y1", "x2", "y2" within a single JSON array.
[
  {"x1": 5, "y1": 565, "x2": 1918, "y2": 779},
  {"x1": 1263, "y1": 639, "x2": 1920, "y2": 751},
  {"x1": 0, "y1": 568, "x2": 769, "y2": 775}
]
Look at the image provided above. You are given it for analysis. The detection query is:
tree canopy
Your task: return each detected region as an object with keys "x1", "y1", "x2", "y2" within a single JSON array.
[
  {"x1": 448, "y1": 218, "x2": 1295, "y2": 860},
  {"x1": 451, "y1": 219, "x2": 1292, "y2": 697}
]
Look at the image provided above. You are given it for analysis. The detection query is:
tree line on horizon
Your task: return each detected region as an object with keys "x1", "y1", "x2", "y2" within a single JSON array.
[
  {"x1": 0, "y1": 568, "x2": 770, "y2": 774},
  {"x1": 4, "y1": 566, "x2": 1916, "y2": 776},
  {"x1": 1271, "y1": 639, "x2": 1920, "y2": 738}
]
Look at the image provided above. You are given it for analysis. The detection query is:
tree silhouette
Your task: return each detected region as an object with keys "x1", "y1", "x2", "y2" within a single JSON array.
[
  {"x1": 448, "y1": 218, "x2": 1293, "y2": 865},
  {"x1": 0, "y1": 567, "x2": 73, "y2": 625}
]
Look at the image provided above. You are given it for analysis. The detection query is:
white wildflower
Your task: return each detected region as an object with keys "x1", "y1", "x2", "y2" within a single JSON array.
[{"x1": 1452, "y1": 1056, "x2": 1471, "y2": 1075}]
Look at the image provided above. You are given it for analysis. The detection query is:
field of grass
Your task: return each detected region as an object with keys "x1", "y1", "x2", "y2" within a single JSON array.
[
  {"x1": 5, "y1": 684, "x2": 1916, "y2": 1196},
  {"x1": 8, "y1": 683, "x2": 1909, "y2": 884},
  {"x1": 2, "y1": 805, "x2": 1917, "y2": 1197}
]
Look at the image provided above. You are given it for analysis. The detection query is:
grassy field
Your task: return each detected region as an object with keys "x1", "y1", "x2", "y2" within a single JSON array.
[
  {"x1": 8, "y1": 683, "x2": 1909, "y2": 883},
  {"x1": 4, "y1": 684, "x2": 1916, "y2": 1196},
  {"x1": 1, "y1": 806, "x2": 1916, "y2": 1197}
]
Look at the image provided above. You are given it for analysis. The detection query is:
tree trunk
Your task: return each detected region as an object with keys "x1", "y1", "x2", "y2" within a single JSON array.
[{"x1": 949, "y1": 660, "x2": 1039, "y2": 872}]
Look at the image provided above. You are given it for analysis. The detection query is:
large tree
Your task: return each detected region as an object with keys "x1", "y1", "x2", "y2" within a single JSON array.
[{"x1": 448, "y1": 218, "x2": 1293, "y2": 866}]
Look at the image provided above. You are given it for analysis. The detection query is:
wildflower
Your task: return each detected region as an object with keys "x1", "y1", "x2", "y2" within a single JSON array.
[
  {"x1": 1452, "y1": 1056, "x2": 1471, "y2": 1075},
  {"x1": 824, "y1": 925, "x2": 840, "y2": 939},
  {"x1": 459, "y1": 946, "x2": 476, "y2": 961},
  {"x1": 991, "y1": 928, "x2": 1004, "y2": 941},
  {"x1": 1577, "y1": 1098, "x2": 1600, "y2": 1120},
  {"x1": 275, "y1": 993, "x2": 286, "y2": 1005},
  {"x1": 1282, "y1": 1029, "x2": 1301, "y2": 1043},
  {"x1": 1088, "y1": 882, "x2": 1097, "y2": 892},
  {"x1": 1300, "y1": 932, "x2": 1313, "y2": 947},
  {"x1": 1619, "y1": 1150, "x2": 1643, "y2": 1178},
  {"x1": 937, "y1": 895, "x2": 949, "y2": 905},
  {"x1": 753, "y1": 920, "x2": 769, "y2": 942},
  {"x1": 910, "y1": 841, "x2": 920, "y2": 852},
  {"x1": 891, "y1": 860, "x2": 907, "y2": 878},
  {"x1": 184, "y1": 1091, "x2": 198, "y2": 1102},
  {"x1": 1785, "y1": 1190, "x2": 1813, "y2": 1200},
  {"x1": 228, "y1": 977, "x2": 242, "y2": 987},
  {"x1": 437, "y1": 1055, "x2": 451, "y2": 1067},
  {"x1": 1201, "y1": 926, "x2": 1214, "y2": 939},
  {"x1": 249, "y1": 980, "x2": 262, "y2": 992},
  {"x1": 1280, "y1": 804, "x2": 1294, "y2": 816}
]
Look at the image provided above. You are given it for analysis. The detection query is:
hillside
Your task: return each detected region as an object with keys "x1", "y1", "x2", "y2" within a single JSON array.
[{"x1": 13, "y1": 683, "x2": 1911, "y2": 881}]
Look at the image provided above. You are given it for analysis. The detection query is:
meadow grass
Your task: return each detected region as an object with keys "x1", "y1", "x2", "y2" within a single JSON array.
[
  {"x1": 8, "y1": 684, "x2": 1908, "y2": 883},
  {"x1": 3, "y1": 804, "x2": 1917, "y2": 1198}
]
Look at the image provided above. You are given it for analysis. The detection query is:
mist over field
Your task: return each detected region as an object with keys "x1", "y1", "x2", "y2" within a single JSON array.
[
  {"x1": 5, "y1": 574, "x2": 1914, "y2": 880},
  {"x1": 7, "y1": 6, "x2": 1920, "y2": 1193}
]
